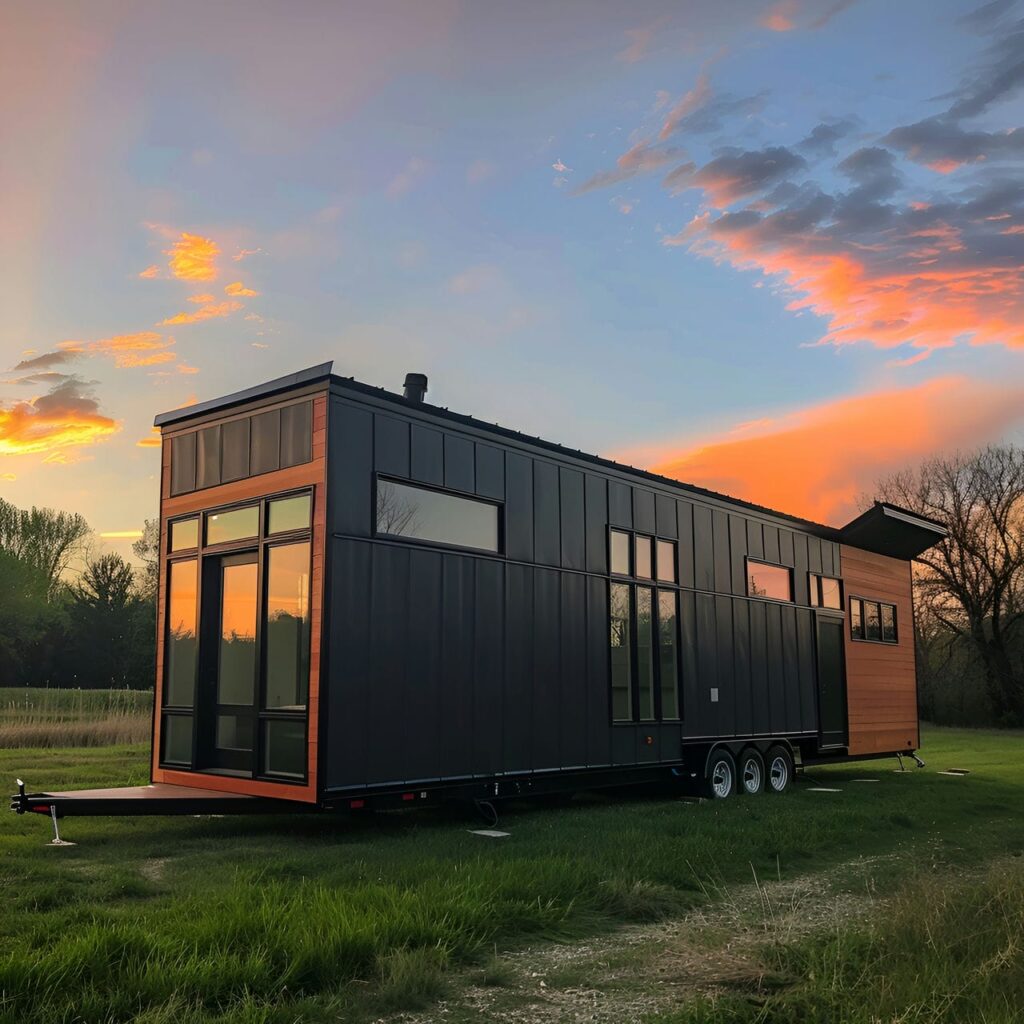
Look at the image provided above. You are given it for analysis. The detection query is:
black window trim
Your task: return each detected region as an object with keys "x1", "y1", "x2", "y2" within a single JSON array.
[
  {"x1": 808, "y1": 571, "x2": 844, "y2": 611},
  {"x1": 848, "y1": 594, "x2": 899, "y2": 645}
]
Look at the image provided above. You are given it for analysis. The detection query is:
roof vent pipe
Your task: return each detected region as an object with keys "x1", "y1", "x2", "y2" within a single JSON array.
[{"x1": 403, "y1": 372, "x2": 428, "y2": 404}]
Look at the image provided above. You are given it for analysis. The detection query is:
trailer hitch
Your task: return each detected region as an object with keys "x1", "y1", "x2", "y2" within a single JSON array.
[{"x1": 11, "y1": 778, "x2": 27, "y2": 815}]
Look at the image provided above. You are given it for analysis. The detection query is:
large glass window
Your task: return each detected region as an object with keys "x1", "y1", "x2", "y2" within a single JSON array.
[
  {"x1": 610, "y1": 529, "x2": 631, "y2": 575},
  {"x1": 162, "y1": 714, "x2": 193, "y2": 765},
  {"x1": 636, "y1": 588, "x2": 655, "y2": 720},
  {"x1": 634, "y1": 535, "x2": 653, "y2": 579},
  {"x1": 263, "y1": 719, "x2": 306, "y2": 778},
  {"x1": 264, "y1": 542, "x2": 311, "y2": 710},
  {"x1": 656, "y1": 540, "x2": 677, "y2": 583},
  {"x1": 170, "y1": 518, "x2": 198, "y2": 552},
  {"x1": 658, "y1": 591, "x2": 679, "y2": 719},
  {"x1": 165, "y1": 559, "x2": 198, "y2": 706},
  {"x1": 218, "y1": 562, "x2": 258, "y2": 705},
  {"x1": 747, "y1": 560, "x2": 793, "y2": 601},
  {"x1": 610, "y1": 583, "x2": 632, "y2": 722},
  {"x1": 376, "y1": 478, "x2": 500, "y2": 552},
  {"x1": 268, "y1": 494, "x2": 312, "y2": 535},
  {"x1": 206, "y1": 505, "x2": 259, "y2": 546}
]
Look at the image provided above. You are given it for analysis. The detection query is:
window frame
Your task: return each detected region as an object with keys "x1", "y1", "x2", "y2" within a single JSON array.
[
  {"x1": 372, "y1": 474, "x2": 504, "y2": 556},
  {"x1": 849, "y1": 595, "x2": 899, "y2": 645},
  {"x1": 808, "y1": 572, "x2": 843, "y2": 610},
  {"x1": 745, "y1": 557, "x2": 794, "y2": 603}
]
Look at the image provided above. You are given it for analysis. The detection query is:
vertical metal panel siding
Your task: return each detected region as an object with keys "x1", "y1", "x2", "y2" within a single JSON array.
[
  {"x1": 728, "y1": 515, "x2": 747, "y2": 595},
  {"x1": 171, "y1": 432, "x2": 197, "y2": 495},
  {"x1": 693, "y1": 505, "x2": 713, "y2": 592},
  {"x1": 439, "y1": 555, "x2": 475, "y2": 777},
  {"x1": 765, "y1": 602, "x2": 785, "y2": 734},
  {"x1": 559, "y1": 572, "x2": 588, "y2": 767},
  {"x1": 532, "y1": 461, "x2": 560, "y2": 567},
  {"x1": 585, "y1": 575, "x2": 611, "y2": 765},
  {"x1": 714, "y1": 596, "x2": 735, "y2": 737},
  {"x1": 503, "y1": 563, "x2": 534, "y2": 772},
  {"x1": 504, "y1": 453, "x2": 534, "y2": 562},
  {"x1": 732, "y1": 599, "x2": 753, "y2": 735},
  {"x1": 584, "y1": 474, "x2": 609, "y2": 574},
  {"x1": 712, "y1": 510, "x2": 730, "y2": 594},
  {"x1": 281, "y1": 401, "x2": 313, "y2": 467},
  {"x1": 746, "y1": 519, "x2": 764, "y2": 560},
  {"x1": 796, "y1": 609, "x2": 817, "y2": 733},
  {"x1": 221, "y1": 417, "x2": 250, "y2": 483},
  {"x1": 250, "y1": 409, "x2": 281, "y2": 476},
  {"x1": 748, "y1": 601, "x2": 770, "y2": 732},
  {"x1": 411, "y1": 424, "x2": 444, "y2": 485},
  {"x1": 608, "y1": 480, "x2": 632, "y2": 528},
  {"x1": 559, "y1": 468, "x2": 586, "y2": 571},
  {"x1": 677, "y1": 501, "x2": 695, "y2": 589},
  {"x1": 197, "y1": 425, "x2": 221, "y2": 489},
  {"x1": 780, "y1": 607, "x2": 801, "y2": 733},
  {"x1": 779, "y1": 528, "x2": 795, "y2": 570},
  {"x1": 633, "y1": 488, "x2": 656, "y2": 535},
  {"x1": 444, "y1": 434, "x2": 475, "y2": 493},
  {"x1": 532, "y1": 568, "x2": 561, "y2": 768},
  {"x1": 329, "y1": 401, "x2": 373, "y2": 537},
  {"x1": 374, "y1": 415, "x2": 410, "y2": 477},
  {"x1": 472, "y1": 558, "x2": 505, "y2": 776},
  {"x1": 404, "y1": 548, "x2": 443, "y2": 781},
  {"x1": 475, "y1": 444, "x2": 505, "y2": 499},
  {"x1": 656, "y1": 493, "x2": 677, "y2": 538},
  {"x1": 807, "y1": 535, "x2": 823, "y2": 573},
  {"x1": 695, "y1": 593, "x2": 717, "y2": 737},
  {"x1": 762, "y1": 524, "x2": 781, "y2": 564},
  {"x1": 679, "y1": 590, "x2": 698, "y2": 727},
  {"x1": 793, "y1": 534, "x2": 810, "y2": 605}
]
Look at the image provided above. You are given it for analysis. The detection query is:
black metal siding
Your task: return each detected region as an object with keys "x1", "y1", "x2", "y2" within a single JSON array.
[{"x1": 323, "y1": 394, "x2": 841, "y2": 792}]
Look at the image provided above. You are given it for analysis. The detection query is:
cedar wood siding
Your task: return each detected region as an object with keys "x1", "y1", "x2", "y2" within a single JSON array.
[
  {"x1": 841, "y1": 544, "x2": 919, "y2": 755},
  {"x1": 151, "y1": 391, "x2": 327, "y2": 803}
]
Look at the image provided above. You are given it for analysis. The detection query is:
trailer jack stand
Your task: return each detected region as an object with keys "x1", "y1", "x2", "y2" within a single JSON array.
[
  {"x1": 48, "y1": 805, "x2": 75, "y2": 847},
  {"x1": 910, "y1": 752, "x2": 926, "y2": 769},
  {"x1": 895, "y1": 752, "x2": 906, "y2": 772},
  {"x1": 473, "y1": 799, "x2": 499, "y2": 829}
]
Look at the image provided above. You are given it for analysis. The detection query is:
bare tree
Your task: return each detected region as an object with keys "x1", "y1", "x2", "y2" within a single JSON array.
[
  {"x1": 375, "y1": 480, "x2": 421, "y2": 536},
  {"x1": 132, "y1": 518, "x2": 160, "y2": 602},
  {"x1": 0, "y1": 497, "x2": 91, "y2": 597},
  {"x1": 875, "y1": 445, "x2": 1024, "y2": 723}
]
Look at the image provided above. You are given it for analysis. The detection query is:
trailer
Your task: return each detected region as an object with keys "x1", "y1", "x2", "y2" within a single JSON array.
[{"x1": 11, "y1": 362, "x2": 946, "y2": 834}]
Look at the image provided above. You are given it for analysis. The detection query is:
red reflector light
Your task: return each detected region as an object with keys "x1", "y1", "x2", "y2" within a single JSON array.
[
  {"x1": 349, "y1": 799, "x2": 365, "y2": 809},
  {"x1": 401, "y1": 792, "x2": 415, "y2": 801},
  {"x1": 31, "y1": 805, "x2": 50, "y2": 813}
]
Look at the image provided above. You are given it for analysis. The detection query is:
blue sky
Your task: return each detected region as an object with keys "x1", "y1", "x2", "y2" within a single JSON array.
[{"x1": 2, "y1": 0, "x2": 1022, "y2": 547}]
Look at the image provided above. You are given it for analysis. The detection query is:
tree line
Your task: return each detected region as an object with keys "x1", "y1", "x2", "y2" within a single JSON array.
[
  {"x1": 0, "y1": 499, "x2": 158, "y2": 689},
  {"x1": 0, "y1": 444, "x2": 1021, "y2": 724}
]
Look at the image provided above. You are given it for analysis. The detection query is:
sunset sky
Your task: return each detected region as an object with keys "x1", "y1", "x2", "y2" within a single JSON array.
[{"x1": 2, "y1": 0, "x2": 1023, "y2": 557}]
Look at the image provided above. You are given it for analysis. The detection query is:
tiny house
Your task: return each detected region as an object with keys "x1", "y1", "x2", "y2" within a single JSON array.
[{"x1": 13, "y1": 362, "x2": 946, "y2": 823}]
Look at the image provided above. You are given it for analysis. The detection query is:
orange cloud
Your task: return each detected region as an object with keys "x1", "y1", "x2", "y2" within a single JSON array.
[
  {"x1": 1, "y1": 473, "x2": 16, "y2": 481},
  {"x1": 176, "y1": 363, "x2": 199, "y2": 374},
  {"x1": 99, "y1": 530, "x2": 143, "y2": 539},
  {"x1": 159, "y1": 300, "x2": 242, "y2": 326},
  {"x1": 761, "y1": 0, "x2": 798, "y2": 30},
  {"x1": 0, "y1": 378, "x2": 120, "y2": 457},
  {"x1": 59, "y1": 331, "x2": 176, "y2": 368},
  {"x1": 233, "y1": 247, "x2": 264, "y2": 262},
  {"x1": 165, "y1": 232, "x2": 219, "y2": 281},
  {"x1": 136, "y1": 428, "x2": 161, "y2": 448},
  {"x1": 138, "y1": 265, "x2": 161, "y2": 279},
  {"x1": 225, "y1": 281, "x2": 259, "y2": 297},
  {"x1": 188, "y1": 292, "x2": 215, "y2": 304},
  {"x1": 630, "y1": 376, "x2": 1024, "y2": 525}
]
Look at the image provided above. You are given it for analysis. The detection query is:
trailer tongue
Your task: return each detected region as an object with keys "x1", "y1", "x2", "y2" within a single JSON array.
[{"x1": 11, "y1": 779, "x2": 313, "y2": 844}]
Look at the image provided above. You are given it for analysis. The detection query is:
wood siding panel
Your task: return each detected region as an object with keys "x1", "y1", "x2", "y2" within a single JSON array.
[{"x1": 841, "y1": 544, "x2": 918, "y2": 756}]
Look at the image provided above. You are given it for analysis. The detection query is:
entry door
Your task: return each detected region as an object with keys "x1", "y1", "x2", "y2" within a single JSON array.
[
  {"x1": 816, "y1": 618, "x2": 848, "y2": 747},
  {"x1": 209, "y1": 552, "x2": 259, "y2": 772}
]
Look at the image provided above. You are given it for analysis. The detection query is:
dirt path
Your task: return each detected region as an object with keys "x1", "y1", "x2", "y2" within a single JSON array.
[{"x1": 385, "y1": 856, "x2": 890, "y2": 1024}]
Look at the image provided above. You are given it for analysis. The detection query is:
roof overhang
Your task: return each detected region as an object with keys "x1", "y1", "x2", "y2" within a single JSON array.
[
  {"x1": 839, "y1": 502, "x2": 947, "y2": 560},
  {"x1": 153, "y1": 361, "x2": 334, "y2": 428}
]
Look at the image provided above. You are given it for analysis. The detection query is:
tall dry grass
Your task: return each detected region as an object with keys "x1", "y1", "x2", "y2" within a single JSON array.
[{"x1": 0, "y1": 687, "x2": 152, "y2": 748}]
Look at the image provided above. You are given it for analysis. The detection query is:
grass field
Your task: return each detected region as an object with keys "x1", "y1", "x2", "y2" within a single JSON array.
[
  {"x1": 0, "y1": 687, "x2": 152, "y2": 748},
  {"x1": 1, "y1": 726, "x2": 1022, "y2": 1023}
]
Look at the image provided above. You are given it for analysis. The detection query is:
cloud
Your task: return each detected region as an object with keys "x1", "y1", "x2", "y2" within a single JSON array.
[
  {"x1": 574, "y1": 140, "x2": 683, "y2": 194},
  {"x1": 466, "y1": 158, "x2": 496, "y2": 185},
  {"x1": 630, "y1": 376, "x2": 1024, "y2": 524},
  {"x1": 136, "y1": 428, "x2": 161, "y2": 448},
  {"x1": 225, "y1": 281, "x2": 259, "y2": 297},
  {"x1": 386, "y1": 157, "x2": 429, "y2": 198},
  {"x1": 0, "y1": 376, "x2": 120, "y2": 457},
  {"x1": 165, "y1": 232, "x2": 219, "y2": 281},
  {"x1": 233, "y1": 247, "x2": 265, "y2": 262},
  {"x1": 1, "y1": 473, "x2": 15, "y2": 481},
  {"x1": 617, "y1": 24, "x2": 659, "y2": 64},
  {"x1": 59, "y1": 332, "x2": 176, "y2": 368},
  {"x1": 188, "y1": 292, "x2": 216, "y2": 304},
  {"x1": 99, "y1": 530, "x2": 143, "y2": 539},
  {"x1": 2, "y1": 372, "x2": 72, "y2": 387},
  {"x1": 13, "y1": 350, "x2": 77, "y2": 371},
  {"x1": 885, "y1": 119, "x2": 1024, "y2": 173},
  {"x1": 448, "y1": 264, "x2": 503, "y2": 295},
  {"x1": 760, "y1": 0, "x2": 799, "y2": 31},
  {"x1": 138, "y1": 265, "x2": 161, "y2": 279},
  {"x1": 159, "y1": 300, "x2": 242, "y2": 326},
  {"x1": 176, "y1": 363, "x2": 200, "y2": 374},
  {"x1": 688, "y1": 146, "x2": 808, "y2": 206},
  {"x1": 552, "y1": 158, "x2": 571, "y2": 173},
  {"x1": 799, "y1": 119, "x2": 857, "y2": 158}
]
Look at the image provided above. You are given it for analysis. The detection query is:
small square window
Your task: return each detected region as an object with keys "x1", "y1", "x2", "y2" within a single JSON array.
[
  {"x1": 747, "y1": 560, "x2": 793, "y2": 601},
  {"x1": 820, "y1": 576, "x2": 842, "y2": 610},
  {"x1": 656, "y1": 540, "x2": 676, "y2": 583},
  {"x1": 268, "y1": 493, "x2": 312, "y2": 534},
  {"x1": 169, "y1": 518, "x2": 198, "y2": 552},
  {"x1": 635, "y1": 535, "x2": 653, "y2": 579},
  {"x1": 610, "y1": 530, "x2": 631, "y2": 576}
]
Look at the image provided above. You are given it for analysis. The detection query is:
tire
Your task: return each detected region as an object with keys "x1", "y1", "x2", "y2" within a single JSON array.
[
  {"x1": 766, "y1": 745, "x2": 793, "y2": 794},
  {"x1": 705, "y1": 750, "x2": 736, "y2": 800},
  {"x1": 738, "y1": 748, "x2": 765, "y2": 796}
]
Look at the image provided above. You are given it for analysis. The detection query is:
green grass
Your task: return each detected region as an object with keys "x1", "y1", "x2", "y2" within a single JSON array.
[
  {"x1": 0, "y1": 726, "x2": 1022, "y2": 1023},
  {"x1": 0, "y1": 687, "x2": 152, "y2": 748}
]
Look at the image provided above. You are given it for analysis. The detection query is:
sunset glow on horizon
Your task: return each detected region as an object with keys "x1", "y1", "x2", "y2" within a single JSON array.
[{"x1": 1, "y1": 0, "x2": 1022, "y2": 549}]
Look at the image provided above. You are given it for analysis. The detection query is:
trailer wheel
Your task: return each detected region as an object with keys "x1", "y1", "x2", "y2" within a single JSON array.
[
  {"x1": 766, "y1": 746, "x2": 793, "y2": 794},
  {"x1": 738, "y1": 749, "x2": 765, "y2": 796},
  {"x1": 705, "y1": 750, "x2": 736, "y2": 800}
]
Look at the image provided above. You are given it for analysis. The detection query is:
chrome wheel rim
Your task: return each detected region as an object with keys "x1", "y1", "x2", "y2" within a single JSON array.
[
  {"x1": 743, "y1": 758, "x2": 762, "y2": 794},
  {"x1": 711, "y1": 760, "x2": 733, "y2": 798},
  {"x1": 769, "y1": 756, "x2": 788, "y2": 792}
]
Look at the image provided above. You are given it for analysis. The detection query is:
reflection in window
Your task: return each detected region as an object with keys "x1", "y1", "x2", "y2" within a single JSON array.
[
  {"x1": 865, "y1": 601, "x2": 882, "y2": 641},
  {"x1": 264, "y1": 542, "x2": 311, "y2": 710},
  {"x1": 635, "y1": 535, "x2": 653, "y2": 579},
  {"x1": 850, "y1": 599, "x2": 864, "y2": 639},
  {"x1": 610, "y1": 583, "x2": 632, "y2": 721},
  {"x1": 658, "y1": 591, "x2": 679, "y2": 719},
  {"x1": 268, "y1": 493, "x2": 312, "y2": 535},
  {"x1": 218, "y1": 562, "x2": 258, "y2": 705},
  {"x1": 263, "y1": 719, "x2": 306, "y2": 778},
  {"x1": 610, "y1": 529, "x2": 631, "y2": 575},
  {"x1": 165, "y1": 560, "x2": 198, "y2": 706},
  {"x1": 748, "y1": 561, "x2": 793, "y2": 601},
  {"x1": 206, "y1": 505, "x2": 259, "y2": 545},
  {"x1": 376, "y1": 478, "x2": 499, "y2": 552},
  {"x1": 656, "y1": 540, "x2": 676, "y2": 583},
  {"x1": 636, "y1": 588, "x2": 655, "y2": 719},
  {"x1": 881, "y1": 603, "x2": 898, "y2": 642},
  {"x1": 170, "y1": 518, "x2": 198, "y2": 552},
  {"x1": 216, "y1": 714, "x2": 253, "y2": 753},
  {"x1": 162, "y1": 714, "x2": 192, "y2": 764},
  {"x1": 820, "y1": 576, "x2": 842, "y2": 610}
]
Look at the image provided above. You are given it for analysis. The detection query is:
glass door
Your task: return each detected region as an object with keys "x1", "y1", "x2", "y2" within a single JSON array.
[{"x1": 208, "y1": 552, "x2": 259, "y2": 772}]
